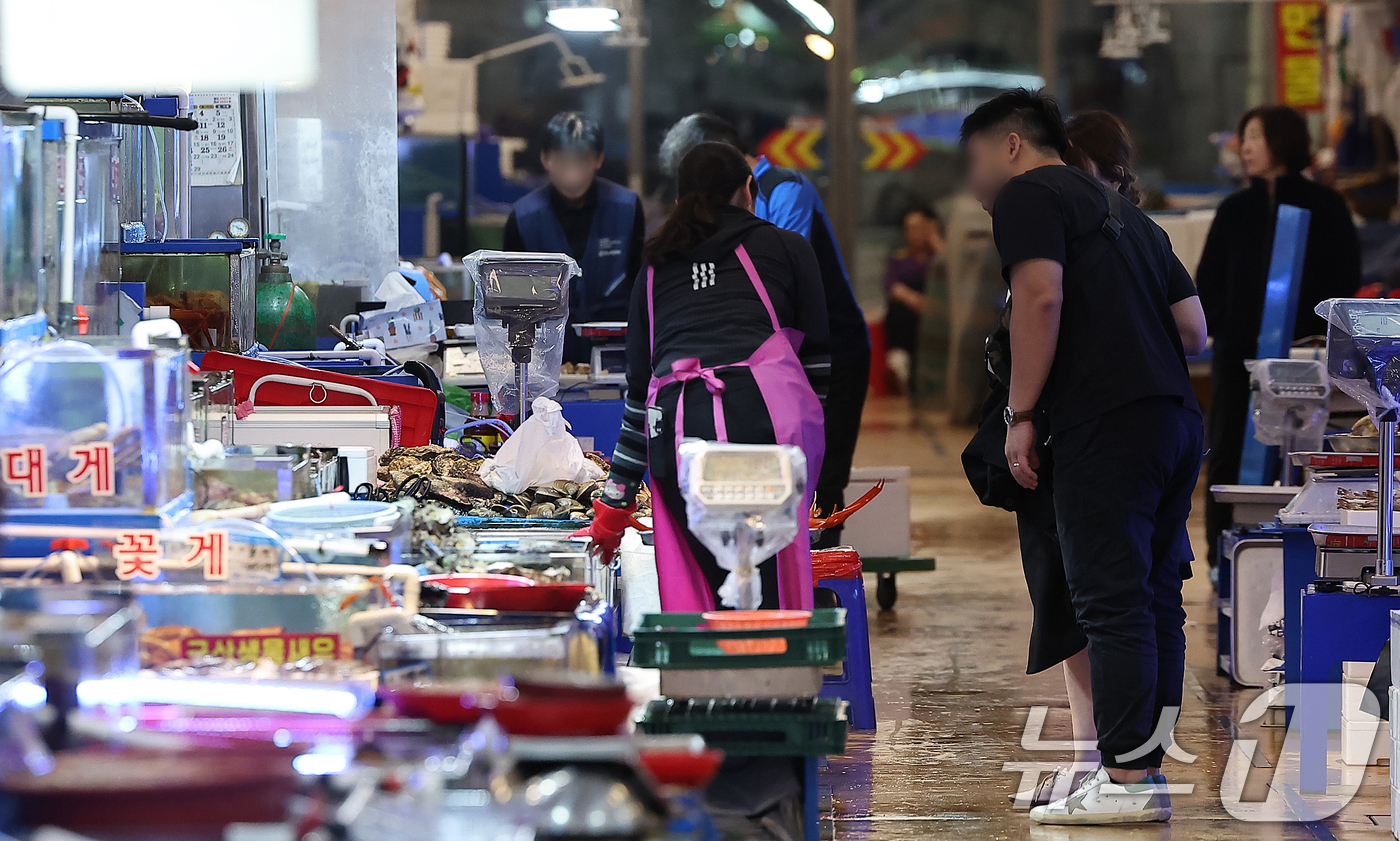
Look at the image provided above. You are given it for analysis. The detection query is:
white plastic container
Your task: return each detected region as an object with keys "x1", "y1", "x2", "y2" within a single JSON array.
[{"x1": 618, "y1": 528, "x2": 661, "y2": 634}]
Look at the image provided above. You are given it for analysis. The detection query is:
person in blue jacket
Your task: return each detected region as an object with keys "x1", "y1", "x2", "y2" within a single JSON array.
[
  {"x1": 504, "y1": 112, "x2": 646, "y2": 363},
  {"x1": 659, "y1": 114, "x2": 872, "y2": 545}
]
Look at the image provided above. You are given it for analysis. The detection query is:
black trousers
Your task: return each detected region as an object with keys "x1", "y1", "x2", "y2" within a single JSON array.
[
  {"x1": 813, "y1": 349, "x2": 871, "y2": 549},
  {"x1": 1204, "y1": 353, "x2": 1250, "y2": 566},
  {"x1": 1052, "y1": 397, "x2": 1203, "y2": 770}
]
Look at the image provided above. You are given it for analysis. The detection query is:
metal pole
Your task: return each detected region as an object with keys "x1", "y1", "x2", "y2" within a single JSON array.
[
  {"x1": 1038, "y1": 0, "x2": 1059, "y2": 94},
  {"x1": 626, "y1": 4, "x2": 647, "y2": 195},
  {"x1": 826, "y1": 0, "x2": 859, "y2": 264},
  {"x1": 1378, "y1": 418, "x2": 1397, "y2": 583},
  {"x1": 516, "y1": 360, "x2": 530, "y2": 426}
]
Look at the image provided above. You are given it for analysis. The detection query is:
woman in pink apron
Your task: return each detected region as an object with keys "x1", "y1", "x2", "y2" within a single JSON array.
[{"x1": 578, "y1": 141, "x2": 830, "y2": 611}]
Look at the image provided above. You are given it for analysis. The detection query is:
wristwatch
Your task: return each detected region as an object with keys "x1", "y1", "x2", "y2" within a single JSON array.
[{"x1": 1003, "y1": 406, "x2": 1034, "y2": 427}]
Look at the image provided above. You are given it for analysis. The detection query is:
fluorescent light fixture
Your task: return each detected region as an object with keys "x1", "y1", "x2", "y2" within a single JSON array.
[
  {"x1": 546, "y1": 6, "x2": 621, "y2": 32},
  {"x1": 855, "y1": 69, "x2": 1048, "y2": 104},
  {"x1": 805, "y1": 34, "x2": 835, "y2": 61},
  {"x1": 786, "y1": 0, "x2": 834, "y2": 35},
  {"x1": 293, "y1": 749, "x2": 351, "y2": 776},
  {"x1": 77, "y1": 676, "x2": 371, "y2": 720},
  {"x1": 0, "y1": 0, "x2": 318, "y2": 94},
  {"x1": 7, "y1": 678, "x2": 46, "y2": 710}
]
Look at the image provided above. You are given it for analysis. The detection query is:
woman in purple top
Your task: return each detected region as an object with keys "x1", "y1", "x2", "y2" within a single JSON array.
[{"x1": 883, "y1": 204, "x2": 943, "y2": 390}]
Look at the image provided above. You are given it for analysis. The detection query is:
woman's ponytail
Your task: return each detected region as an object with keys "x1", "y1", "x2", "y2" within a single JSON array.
[{"x1": 646, "y1": 141, "x2": 752, "y2": 261}]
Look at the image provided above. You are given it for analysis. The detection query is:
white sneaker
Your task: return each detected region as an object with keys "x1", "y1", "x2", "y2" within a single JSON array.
[
  {"x1": 1009, "y1": 767, "x2": 1083, "y2": 809},
  {"x1": 1028, "y1": 767, "x2": 1172, "y2": 825}
]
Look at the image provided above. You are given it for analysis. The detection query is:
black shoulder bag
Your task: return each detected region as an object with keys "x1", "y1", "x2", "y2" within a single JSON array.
[{"x1": 960, "y1": 182, "x2": 1124, "y2": 512}]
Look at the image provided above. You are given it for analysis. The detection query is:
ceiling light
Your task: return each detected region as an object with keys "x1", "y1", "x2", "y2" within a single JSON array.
[
  {"x1": 786, "y1": 0, "x2": 834, "y2": 35},
  {"x1": 855, "y1": 68, "x2": 1048, "y2": 104},
  {"x1": 546, "y1": 6, "x2": 621, "y2": 32},
  {"x1": 0, "y1": 0, "x2": 318, "y2": 93},
  {"x1": 805, "y1": 34, "x2": 835, "y2": 61}
]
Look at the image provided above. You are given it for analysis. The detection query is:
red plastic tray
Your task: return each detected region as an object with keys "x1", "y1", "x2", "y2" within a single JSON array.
[
  {"x1": 637, "y1": 747, "x2": 725, "y2": 789},
  {"x1": 492, "y1": 694, "x2": 635, "y2": 737},
  {"x1": 378, "y1": 682, "x2": 496, "y2": 725},
  {"x1": 469, "y1": 583, "x2": 593, "y2": 613},
  {"x1": 420, "y1": 573, "x2": 535, "y2": 609},
  {"x1": 200, "y1": 351, "x2": 439, "y2": 446}
]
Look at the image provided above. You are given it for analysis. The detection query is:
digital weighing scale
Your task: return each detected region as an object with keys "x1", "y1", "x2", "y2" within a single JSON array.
[
  {"x1": 677, "y1": 441, "x2": 807, "y2": 611},
  {"x1": 466, "y1": 251, "x2": 576, "y2": 425}
]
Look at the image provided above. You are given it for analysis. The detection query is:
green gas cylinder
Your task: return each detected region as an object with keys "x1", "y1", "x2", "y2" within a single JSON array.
[{"x1": 254, "y1": 234, "x2": 317, "y2": 350}]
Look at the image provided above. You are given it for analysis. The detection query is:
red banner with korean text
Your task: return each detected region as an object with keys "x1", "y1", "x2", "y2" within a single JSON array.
[
  {"x1": 181, "y1": 632, "x2": 340, "y2": 664},
  {"x1": 1275, "y1": 0, "x2": 1325, "y2": 111}
]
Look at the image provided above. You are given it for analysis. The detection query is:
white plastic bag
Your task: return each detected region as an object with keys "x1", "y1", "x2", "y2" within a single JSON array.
[{"x1": 478, "y1": 397, "x2": 603, "y2": 494}]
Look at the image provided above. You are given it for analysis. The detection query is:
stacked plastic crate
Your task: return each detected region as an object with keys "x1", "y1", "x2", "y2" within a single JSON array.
[
  {"x1": 1391, "y1": 611, "x2": 1400, "y2": 837},
  {"x1": 632, "y1": 610, "x2": 852, "y2": 837}
]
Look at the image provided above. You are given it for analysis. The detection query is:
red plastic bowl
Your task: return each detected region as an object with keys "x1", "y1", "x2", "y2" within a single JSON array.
[
  {"x1": 511, "y1": 673, "x2": 628, "y2": 700},
  {"x1": 637, "y1": 747, "x2": 726, "y2": 789},
  {"x1": 492, "y1": 694, "x2": 635, "y2": 737},
  {"x1": 421, "y1": 573, "x2": 535, "y2": 609},
  {"x1": 379, "y1": 682, "x2": 496, "y2": 725},
  {"x1": 469, "y1": 582, "x2": 593, "y2": 613}
]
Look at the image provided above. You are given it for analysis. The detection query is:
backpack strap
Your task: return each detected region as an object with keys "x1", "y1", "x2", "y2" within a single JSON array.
[
  {"x1": 1100, "y1": 181, "x2": 1124, "y2": 241},
  {"x1": 756, "y1": 165, "x2": 801, "y2": 202}
]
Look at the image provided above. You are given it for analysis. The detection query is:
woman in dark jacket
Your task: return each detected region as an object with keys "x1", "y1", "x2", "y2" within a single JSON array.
[
  {"x1": 577, "y1": 141, "x2": 831, "y2": 611},
  {"x1": 1197, "y1": 105, "x2": 1362, "y2": 566}
]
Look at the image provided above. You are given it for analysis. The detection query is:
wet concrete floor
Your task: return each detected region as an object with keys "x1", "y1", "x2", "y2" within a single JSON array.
[{"x1": 828, "y1": 398, "x2": 1393, "y2": 839}]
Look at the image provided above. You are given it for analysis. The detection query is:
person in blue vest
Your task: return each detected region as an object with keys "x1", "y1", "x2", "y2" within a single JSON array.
[
  {"x1": 658, "y1": 114, "x2": 871, "y2": 547},
  {"x1": 504, "y1": 112, "x2": 646, "y2": 363}
]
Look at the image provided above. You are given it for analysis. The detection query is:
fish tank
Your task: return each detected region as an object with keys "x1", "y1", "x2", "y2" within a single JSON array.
[
  {"x1": 0, "y1": 111, "x2": 45, "y2": 325},
  {"x1": 120, "y1": 238, "x2": 257, "y2": 352},
  {"x1": 0, "y1": 336, "x2": 190, "y2": 511}
]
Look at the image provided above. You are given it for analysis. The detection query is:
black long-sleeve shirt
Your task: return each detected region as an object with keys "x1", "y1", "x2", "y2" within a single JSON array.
[
  {"x1": 1195, "y1": 173, "x2": 1361, "y2": 361},
  {"x1": 601, "y1": 207, "x2": 831, "y2": 507}
]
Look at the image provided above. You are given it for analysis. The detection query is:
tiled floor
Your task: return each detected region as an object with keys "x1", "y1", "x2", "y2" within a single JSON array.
[{"x1": 829, "y1": 398, "x2": 1393, "y2": 839}]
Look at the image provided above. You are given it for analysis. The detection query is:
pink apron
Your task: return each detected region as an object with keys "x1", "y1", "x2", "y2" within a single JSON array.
[{"x1": 645, "y1": 244, "x2": 825, "y2": 611}]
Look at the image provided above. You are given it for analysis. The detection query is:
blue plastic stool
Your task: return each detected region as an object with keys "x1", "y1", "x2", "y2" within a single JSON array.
[{"x1": 818, "y1": 575, "x2": 876, "y2": 730}]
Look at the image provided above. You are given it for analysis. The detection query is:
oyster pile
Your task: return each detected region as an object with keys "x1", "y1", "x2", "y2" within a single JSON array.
[
  {"x1": 378, "y1": 445, "x2": 493, "y2": 508},
  {"x1": 462, "y1": 479, "x2": 604, "y2": 521},
  {"x1": 380, "y1": 444, "x2": 649, "y2": 520}
]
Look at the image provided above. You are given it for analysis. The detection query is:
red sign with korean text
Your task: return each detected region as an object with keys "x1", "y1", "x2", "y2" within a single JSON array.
[{"x1": 181, "y1": 632, "x2": 341, "y2": 664}]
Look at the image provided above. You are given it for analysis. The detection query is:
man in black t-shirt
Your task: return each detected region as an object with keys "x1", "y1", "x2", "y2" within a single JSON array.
[{"x1": 961, "y1": 90, "x2": 1206, "y2": 825}]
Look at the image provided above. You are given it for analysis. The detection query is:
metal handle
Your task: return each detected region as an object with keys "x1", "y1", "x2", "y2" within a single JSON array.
[
  {"x1": 245, "y1": 374, "x2": 380, "y2": 410},
  {"x1": 1378, "y1": 418, "x2": 1397, "y2": 584}
]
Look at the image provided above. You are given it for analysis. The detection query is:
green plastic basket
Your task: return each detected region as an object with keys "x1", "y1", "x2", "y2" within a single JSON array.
[
  {"x1": 637, "y1": 697, "x2": 849, "y2": 756},
  {"x1": 630, "y1": 609, "x2": 847, "y2": 669}
]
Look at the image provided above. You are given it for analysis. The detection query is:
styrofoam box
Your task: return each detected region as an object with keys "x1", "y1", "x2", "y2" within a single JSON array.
[
  {"x1": 1343, "y1": 720, "x2": 1389, "y2": 765},
  {"x1": 841, "y1": 466, "x2": 911, "y2": 559},
  {"x1": 1392, "y1": 611, "x2": 1400, "y2": 684}
]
